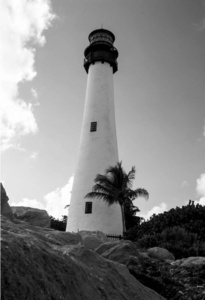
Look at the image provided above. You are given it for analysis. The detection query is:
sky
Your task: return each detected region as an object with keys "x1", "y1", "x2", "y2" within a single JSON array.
[{"x1": 1, "y1": 0, "x2": 205, "y2": 220}]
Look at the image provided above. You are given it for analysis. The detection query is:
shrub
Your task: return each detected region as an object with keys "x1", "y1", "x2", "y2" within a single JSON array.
[
  {"x1": 137, "y1": 234, "x2": 159, "y2": 248},
  {"x1": 50, "y1": 215, "x2": 67, "y2": 231},
  {"x1": 126, "y1": 202, "x2": 205, "y2": 258}
]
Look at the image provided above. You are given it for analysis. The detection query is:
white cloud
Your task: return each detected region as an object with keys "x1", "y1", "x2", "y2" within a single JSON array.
[
  {"x1": 196, "y1": 173, "x2": 205, "y2": 196},
  {"x1": 30, "y1": 151, "x2": 38, "y2": 159},
  {"x1": 44, "y1": 176, "x2": 74, "y2": 219},
  {"x1": 10, "y1": 198, "x2": 45, "y2": 210},
  {"x1": 138, "y1": 202, "x2": 168, "y2": 221},
  {"x1": 31, "y1": 88, "x2": 38, "y2": 100},
  {"x1": 0, "y1": 0, "x2": 55, "y2": 152},
  {"x1": 196, "y1": 197, "x2": 205, "y2": 205},
  {"x1": 10, "y1": 176, "x2": 74, "y2": 220},
  {"x1": 195, "y1": 173, "x2": 205, "y2": 205}
]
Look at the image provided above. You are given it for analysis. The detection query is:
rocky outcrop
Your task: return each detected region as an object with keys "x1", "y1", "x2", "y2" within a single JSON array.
[
  {"x1": 11, "y1": 206, "x2": 51, "y2": 228},
  {"x1": 95, "y1": 239, "x2": 124, "y2": 255},
  {"x1": 78, "y1": 230, "x2": 109, "y2": 250},
  {"x1": 178, "y1": 256, "x2": 205, "y2": 268},
  {"x1": 1, "y1": 216, "x2": 165, "y2": 300},
  {"x1": 96, "y1": 239, "x2": 142, "y2": 265},
  {"x1": 148, "y1": 247, "x2": 175, "y2": 261},
  {"x1": 1, "y1": 183, "x2": 14, "y2": 221},
  {"x1": 95, "y1": 240, "x2": 205, "y2": 300}
]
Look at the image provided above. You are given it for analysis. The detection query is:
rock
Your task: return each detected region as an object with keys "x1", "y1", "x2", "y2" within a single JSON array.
[
  {"x1": 95, "y1": 239, "x2": 124, "y2": 255},
  {"x1": 95, "y1": 241, "x2": 173, "y2": 298},
  {"x1": 1, "y1": 216, "x2": 165, "y2": 300},
  {"x1": 170, "y1": 258, "x2": 186, "y2": 267},
  {"x1": 78, "y1": 230, "x2": 109, "y2": 242},
  {"x1": 97, "y1": 240, "x2": 142, "y2": 265},
  {"x1": 83, "y1": 235, "x2": 102, "y2": 249},
  {"x1": 78, "y1": 230, "x2": 109, "y2": 250},
  {"x1": 96, "y1": 240, "x2": 205, "y2": 299},
  {"x1": 180, "y1": 256, "x2": 205, "y2": 268},
  {"x1": 0, "y1": 183, "x2": 14, "y2": 221},
  {"x1": 148, "y1": 247, "x2": 175, "y2": 261},
  {"x1": 11, "y1": 206, "x2": 51, "y2": 228}
]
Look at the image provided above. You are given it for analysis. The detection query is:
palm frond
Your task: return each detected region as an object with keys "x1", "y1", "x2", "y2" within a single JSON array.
[
  {"x1": 105, "y1": 161, "x2": 125, "y2": 189},
  {"x1": 129, "y1": 207, "x2": 140, "y2": 214},
  {"x1": 84, "y1": 191, "x2": 115, "y2": 205},
  {"x1": 126, "y1": 166, "x2": 136, "y2": 188},
  {"x1": 124, "y1": 189, "x2": 138, "y2": 201},
  {"x1": 94, "y1": 174, "x2": 115, "y2": 188},
  {"x1": 91, "y1": 183, "x2": 114, "y2": 195},
  {"x1": 134, "y1": 188, "x2": 149, "y2": 199}
]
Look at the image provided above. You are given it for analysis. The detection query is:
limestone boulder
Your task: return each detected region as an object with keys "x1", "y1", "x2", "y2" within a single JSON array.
[
  {"x1": 95, "y1": 239, "x2": 124, "y2": 255},
  {"x1": 83, "y1": 235, "x2": 102, "y2": 249},
  {"x1": 180, "y1": 256, "x2": 205, "y2": 268},
  {"x1": 11, "y1": 206, "x2": 51, "y2": 228},
  {"x1": 96, "y1": 241, "x2": 162, "y2": 291},
  {"x1": 78, "y1": 230, "x2": 109, "y2": 242},
  {"x1": 95, "y1": 240, "x2": 205, "y2": 300},
  {"x1": 78, "y1": 230, "x2": 109, "y2": 250},
  {"x1": 1, "y1": 216, "x2": 165, "y2": 300},
  {"x1": 96, "y1": 239, "x2": 142, "y2": 265},
  {"x1": 148, "y1": 247, "x2": 175, "y2": 261},
  {"x1": 127, "y1": 253, "x2": 205, "y2": 300},
  {"x1": 1, "y1": 183, "x2": 14, "y2": 221}
]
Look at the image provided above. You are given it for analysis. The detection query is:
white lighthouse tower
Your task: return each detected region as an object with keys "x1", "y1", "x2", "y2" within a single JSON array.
[{"x1": 66, "y1": 29, "x2": 122, "y2": 235}]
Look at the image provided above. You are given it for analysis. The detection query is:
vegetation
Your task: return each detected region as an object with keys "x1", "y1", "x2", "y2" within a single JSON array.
[
  {"x1": 50, "y1": 215, "x2": 67, "y2": 231},
  {"x1": 85, "y1": 161, "x2": 149, "y2": 236},
  {"x1": 124, "y1": 200, "x2": 143, "y2": 230},
  {"x1": 126, "y1": 201, "x2": 205, "y2": 259},
  {"x1": 50, "y1": 181, "x2": 205, "y2": 260}
]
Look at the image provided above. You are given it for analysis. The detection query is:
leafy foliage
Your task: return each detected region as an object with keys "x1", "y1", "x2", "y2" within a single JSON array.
[
  {"x1": 124, "y1": 201, "x2": 143, "y2": 230},
  {"x1": 85, "y1": 161, "x2": 149, "y2": 236},
  {"x1": 126, "y1": 202, "x2": 205, "y2": 259},
  {"x1": 50, "y1": 215, "x2": 67, "y2": 231}
]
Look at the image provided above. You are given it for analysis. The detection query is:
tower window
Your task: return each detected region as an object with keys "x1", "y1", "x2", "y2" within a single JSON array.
[
  {"x1": 90, "y1": 122, "x2": 97, "y2": 132},
  {"x1": 85, "y1": 202, "x2": 92, "y2": 214}
]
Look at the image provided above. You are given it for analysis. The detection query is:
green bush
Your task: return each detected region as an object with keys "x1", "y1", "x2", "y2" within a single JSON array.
[
  {"x1": 50, "y1": 215, "x2": 67, "y2": 231},
  {"x1": 136, "y1": 234, "x2": 159, "y2": 248},
  {"x1": 126, "y1": 202, "x2": 205, "y2": 259}
]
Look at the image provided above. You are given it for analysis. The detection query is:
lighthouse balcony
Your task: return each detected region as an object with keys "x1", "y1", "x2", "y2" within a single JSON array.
[{"x1": 84, "y1": 51, "x2": 118, "y2": 73}]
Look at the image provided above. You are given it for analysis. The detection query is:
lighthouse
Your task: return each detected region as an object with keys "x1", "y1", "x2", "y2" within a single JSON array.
[{"x1": 66, "y1": 29, "x2": 122, "y2": 235}]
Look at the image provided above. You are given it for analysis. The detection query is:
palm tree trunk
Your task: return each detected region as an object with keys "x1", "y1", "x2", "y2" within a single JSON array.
[{"x1": 120, "y1": 204, "x2": 126, "y2": 238}]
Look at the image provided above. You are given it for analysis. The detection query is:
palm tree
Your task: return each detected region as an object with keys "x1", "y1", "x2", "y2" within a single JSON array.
[
  {"x1": 85, "y1": 161, "x2": 149, "y2": 236},
  {"x1": 124, "y1": 201, "x2": 140, "y2": 230}
]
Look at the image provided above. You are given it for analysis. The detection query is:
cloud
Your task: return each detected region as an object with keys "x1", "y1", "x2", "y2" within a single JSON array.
[
  {"x1": 10, "y1": 198, "x2": 45, "y2": 210},
  {"x1": 30, "y1": 151, "x2": 38, "y2": 159},
  {"x1": 195, "y1": 173, "x2": 205, "y2": 205},
  {"x1": 43, "y1": 176, "x2": 74, "y2": 219},
  {"x1": 196, "y1": 197, "x2": 205, "y2": 205},
  {"x1": 138, "y1": 202, "x2": 168, "y2": 221},
  {"x1": 0, "y1": 0, "x2": 55, "y2": 152},
  {"x1": 31, "y1": 88, "x2": 38, "y2": 100},
  {"x1": 10, "y1": 176, "x2": 74, "y2": 219}
]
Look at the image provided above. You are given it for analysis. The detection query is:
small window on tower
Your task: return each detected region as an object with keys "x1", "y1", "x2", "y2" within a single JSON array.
[
  {"x1": 85, "y1": 202, "x2": 92, "y2": 214},
  {"x1": 90, "y1": 122, "x2": 97, "y2": 132}
]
